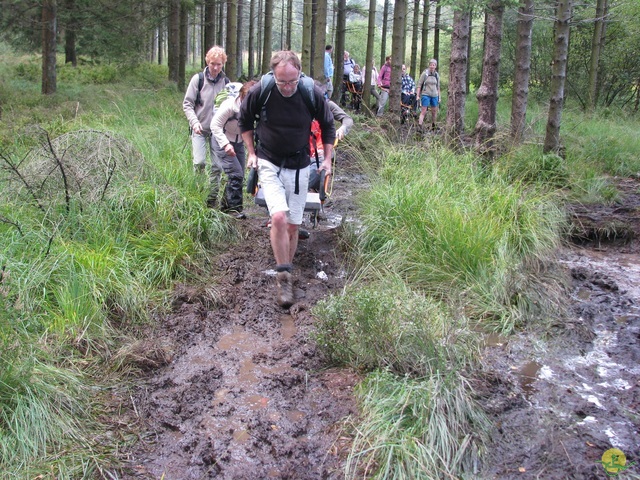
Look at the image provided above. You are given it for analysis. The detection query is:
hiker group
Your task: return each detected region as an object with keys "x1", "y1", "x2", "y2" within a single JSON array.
[{"x1": 182, "y1": 45, "x2": 435, "y2": 308}]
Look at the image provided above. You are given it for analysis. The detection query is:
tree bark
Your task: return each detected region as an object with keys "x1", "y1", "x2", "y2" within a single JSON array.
[
  {"x1": 380, "y1": 0, "x2": 389, "y2": 66},
  {"x1": 313, "y1": 0, "x2": 328, "y2": 81},
  {"x1": 410, "y1": 0, "x2": 420, "y2": 77},
  {"x1": 587, "y1": 0, "x2": 607, "y2": 111},
  {"x1": 226, "y1": 0, "x2": 238, "y2": 80},
  {"x1": 42, "y1": 0, "x2": 57, "y2": 95},
  {"x1": 286, "y1": 0, "x2": 293, "y2": 50},
  {"x1": 236, "y1": 0, "x2": 244, "y2": 78},
  {"x1": 204, "y1": 0, "x2": 215, "y2": 61},
  {"x1": 63, "y1": 0, "x2": 76, "y2": 66},
  {"x1": 168, "y1": 0, "x2": 180, "y2": 83},
  {"x1": 390, "y1": 0, "x2": 407, "y2": 114},
  {"x1": 445, "y1": 6, "x2": 470, "y2": 145},
  {"x1": 178, "y1": 0, "x2": 188, "y2": 91},
  {"x1": 217, "y1": 1, "x2": 224, "y2": 46},
  {"x1": 333, "y1": 0, "x2": 346, "y2": 102},
  {"x1": 510, "y1": 0, "x2": 534, "y2": 142},
  {"x1": 474, "y1": 0, "x2": 505, "y2": 152},
  {"x1": 433, "y1": 0, "x2": 441, "y2": 62},
  {"x1": 301, "y1": 0, "x2": 312, "y2": 72},
  {"x1": 261, "y1": 0, "x2": 273, "y2": 73},
  {"x1": 248, "y1": 0, "x2": 256, "y2": 77},
  {"x1": 363, "y1": 0, "x2": 377, "y2": 110},
  {"x1": 419, "y1": 0, "x2": 429, "y2": 73},
  {"x1": 543, "y1": 0, "x2": 573, "y2": 154}
]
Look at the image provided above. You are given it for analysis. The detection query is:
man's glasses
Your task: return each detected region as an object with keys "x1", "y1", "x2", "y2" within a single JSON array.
[{"x1": 275, "y1": 78, "x2": 300, "y2": 87}]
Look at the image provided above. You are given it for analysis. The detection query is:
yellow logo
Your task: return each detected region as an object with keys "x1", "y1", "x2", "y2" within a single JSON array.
[{"x1": 597, "y1": 448, "x2": 636, "y2": 476}]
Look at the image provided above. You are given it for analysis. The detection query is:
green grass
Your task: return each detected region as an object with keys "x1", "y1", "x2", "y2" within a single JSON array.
[
  {"x1": 345, "y1": 370, "x2": 488, "y2": 479},
  {"x1": 0, "y1": 48, "x2": 238, "y2": 476}
]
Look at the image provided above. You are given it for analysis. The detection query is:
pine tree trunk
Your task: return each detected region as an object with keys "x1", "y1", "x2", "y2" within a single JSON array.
[
  {"x1": 380, "y1": 0, "x2": 389, "y2": 66},
  {"x1": 474, "y1": 0, "x2": 505, "y2": 153},
  {"x1": 333, "y1": 0, "x2": 346, "y2": 102},
  {"x1": 168, "y1": 0, "x2": 180, "y2": 83},
  {"x1": 419, "y1": 0, "x2": 429, "y2": 73},
  {"x1": 248, "y1": 0, "x2": 256, "y2": 77},
  {"x1": 261, "y1": 0, "x2": 273, "y2": 73},
  {"x1": 42, "y1": 0, "x2": 57, "y2": 95},
  {"x1": 204, "y1": 0, "x2": 215, "y2": 60},
  {"x1": 362, "y1": 0, "x2": 377, "y2": 109},
  {"x1": 433, "y1": 0, "x2": 441, "y2": 62},
  {"x1": 301, "y1": 0, "x2": 312, "y2": 72},
  {"x1": 313, "y1": 0, "x2": 328, "y2": 81},
  {"x1": 543, "y1": 0, "x2": 573, "y2": 154},
  {"x1": 409, "y1": 0, "x2": 420, "y2": 77},
  {"x1": 510, "y1": 0, "x2": 534, "y2": 142},
  {"x1": 178, "y1": 1, "x2": 188, "y2": 91},
  {"x1": 445, "y1": 7, "x2": 470, "y2": 145},
  {"x1": 587, "y1": 0, "x2": 607, "y2": 111},
  {"x1": 225, "y1": 0, "x2": 238, "y2": 80},
  {"x1": 390, "y1": 0, "x2": 407, "y2": 114}
]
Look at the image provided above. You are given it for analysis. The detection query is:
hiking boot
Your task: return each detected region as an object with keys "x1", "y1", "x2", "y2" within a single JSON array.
[{"x1": 276, "y1": 271, "x2": 294, "y2": 308}]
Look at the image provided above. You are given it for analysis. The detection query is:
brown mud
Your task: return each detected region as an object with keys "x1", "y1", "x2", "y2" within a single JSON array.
[{"x1": 116, "y1": 148, "x2": 639, "y2": 479}]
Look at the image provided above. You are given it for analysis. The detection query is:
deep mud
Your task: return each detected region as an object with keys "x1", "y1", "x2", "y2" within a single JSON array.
[{"x1": 117, "y1": 145, "x2": 639, "y2": 478}]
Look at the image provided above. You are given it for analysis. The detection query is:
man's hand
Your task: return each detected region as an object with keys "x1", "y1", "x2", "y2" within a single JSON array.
[
  {"x1": 224, "y1": 144, "x2": 236, "y2": 157},
  {"x1": 247, "y1": 152, "x2": 258, "y2": 169},
  {"x1": 192, "y1": 122, "x2": 203, "y2": 135},
  {"x1": 320, "y1": 144, "x2": 333, "y2": 176},
  {"x1": 336, "y1": 126, "x2": 346, "y2": 141}
]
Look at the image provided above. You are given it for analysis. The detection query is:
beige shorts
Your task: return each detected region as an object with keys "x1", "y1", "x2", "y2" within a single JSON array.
[{"x1": 258, "y1": 158, "x2": 310, "y2": 225}]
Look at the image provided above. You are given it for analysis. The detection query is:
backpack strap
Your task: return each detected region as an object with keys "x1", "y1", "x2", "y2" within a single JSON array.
[
  {"x1": 255, "y1": 71, "x2": 317, "y2": 123},
  {"x1": 195, "y1": 72, "x2": 204, "y2": 106}
]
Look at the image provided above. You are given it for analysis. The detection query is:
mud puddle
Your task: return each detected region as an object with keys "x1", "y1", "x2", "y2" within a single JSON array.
[{"x1": 479, "y1": 180, "x2": 640, "y2": 479}]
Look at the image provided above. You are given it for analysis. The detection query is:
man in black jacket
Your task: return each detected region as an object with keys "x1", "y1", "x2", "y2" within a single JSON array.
[{"x1": 239, "y1": 51, "x2": 336, "y2": 308}]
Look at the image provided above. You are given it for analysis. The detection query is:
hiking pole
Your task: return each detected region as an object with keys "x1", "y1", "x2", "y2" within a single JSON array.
[{"x1": 182, "y1": 128, "x2": 192, "y2": 154}]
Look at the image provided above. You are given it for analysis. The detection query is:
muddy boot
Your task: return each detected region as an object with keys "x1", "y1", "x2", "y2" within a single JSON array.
[{"x1": 276, "y1": 271, "x2": 294, "y2": 308}]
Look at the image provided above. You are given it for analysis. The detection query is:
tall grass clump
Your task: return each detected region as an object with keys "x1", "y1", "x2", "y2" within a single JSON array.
[
  {"x1": 314, "y1": 276, "x2": 487, "y2": 478},
  {"x1": 0, "y1": 348, "x2": 113, "y2": 478},
  {"x1": 354, "y1": 140, "x2": 564, "y2": 331},
  {"x1": 314, "y1": 275, "x2": 476, "y2": 376},
  {"x1": 346, "y1": 370, "x2": 488, "y2": 479}
]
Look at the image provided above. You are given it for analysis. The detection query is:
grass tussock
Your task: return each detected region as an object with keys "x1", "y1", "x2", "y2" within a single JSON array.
[
  {"x1": 352, "y1": 143, "x2": 564, "y2": 331},
  {"x1": 346, "y1": 370, "x2": 488, "y2": 479}
]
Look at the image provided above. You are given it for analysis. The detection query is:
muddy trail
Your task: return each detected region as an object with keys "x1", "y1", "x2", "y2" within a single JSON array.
[{"x1": 117, "y1": 147, "x2": 639, "y2": 479}]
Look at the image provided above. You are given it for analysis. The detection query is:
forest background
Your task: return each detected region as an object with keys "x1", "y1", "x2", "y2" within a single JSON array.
[{"x1": 1, "y1": 0, "x2": 640, "y2": 477}]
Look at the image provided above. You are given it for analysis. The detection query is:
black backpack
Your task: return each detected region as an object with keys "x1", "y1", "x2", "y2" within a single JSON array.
[
  {"x1": 254, "y1": 71, "x2": 318, "y2": 122},
  {"x1": 195, "y1": 71, "x2": 229, "y2": 107}
]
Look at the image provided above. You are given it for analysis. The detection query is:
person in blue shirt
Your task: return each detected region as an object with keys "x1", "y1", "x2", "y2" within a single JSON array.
[{"x1": 324, "y1": 45, "x2": 334, "y2": 99}]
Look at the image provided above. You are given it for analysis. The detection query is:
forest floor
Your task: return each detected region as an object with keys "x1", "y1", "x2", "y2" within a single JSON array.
[{"x1": 112, "y1": 127, "x2": 639, "y2": 479}]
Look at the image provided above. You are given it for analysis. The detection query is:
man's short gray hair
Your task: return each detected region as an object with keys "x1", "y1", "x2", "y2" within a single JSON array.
[{"x1": 270, "y1": 51, "x2": 302, "y2": 72}]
